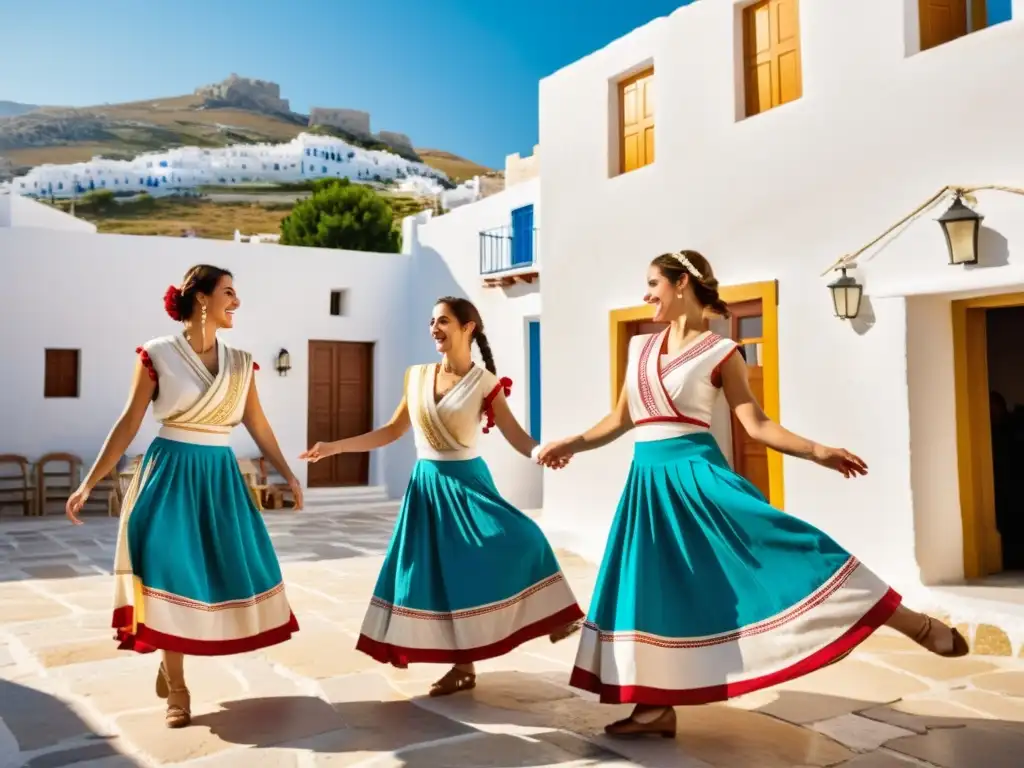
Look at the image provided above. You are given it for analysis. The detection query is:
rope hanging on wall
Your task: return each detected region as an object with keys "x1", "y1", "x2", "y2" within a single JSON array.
[{"x1": 821, "y1": 185, "x2": 1024, "y2": 277}]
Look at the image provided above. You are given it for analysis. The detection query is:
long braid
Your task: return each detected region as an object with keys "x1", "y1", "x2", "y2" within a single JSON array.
[{"x1": 474, "y1": 331, "x2": 497, "y2": 375}]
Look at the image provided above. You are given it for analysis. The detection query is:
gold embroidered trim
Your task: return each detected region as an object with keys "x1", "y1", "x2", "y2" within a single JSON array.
[
  {"x1": 415, "y1": 365, "x2": 450, "y2": 451},
  {"x1": 196, "y1": 348, "x2": 248, "y2": 426}
]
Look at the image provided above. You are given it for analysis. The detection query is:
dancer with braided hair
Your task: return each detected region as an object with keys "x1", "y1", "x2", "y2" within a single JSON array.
[
  {"x1": 537, "y1": 250, "x2": 968, "y2": 738},
  {"x1": 302, "y1": 297, "x2": 583, "y2": 696},
  {"x1": 66, "y1": 265, "x2": 303, "y2": 729}
]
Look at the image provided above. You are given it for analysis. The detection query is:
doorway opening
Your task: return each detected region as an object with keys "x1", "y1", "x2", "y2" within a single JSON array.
[
  {"x1": 986, "y1": 306, "x2": 1024, "y2": 571},
  {"x1": 952, "y1": 293, "x2": 1024, "y2": 578}
]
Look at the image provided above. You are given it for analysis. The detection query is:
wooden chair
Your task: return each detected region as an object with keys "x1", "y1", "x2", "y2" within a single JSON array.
[
  {"x1": 257, "y1": 456, "x2": 295, "y2": 510},
  {"x1": 0, "y1": 454, "x2": 37, "y2": 517},
  {"x1": 237, "y1": 457, "x2": 264, "y2": 512},
  {"x1": 109, "y1": 455, "x2": 142, "y2": 517},
  {"x1": 35, "y1": 452, "x2": 82, "y2": 516}
]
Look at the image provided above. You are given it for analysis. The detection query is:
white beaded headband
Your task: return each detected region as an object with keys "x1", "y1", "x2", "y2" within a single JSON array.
[{"x1": 669, "y1": 251, "x2": 703, "y2": 281}]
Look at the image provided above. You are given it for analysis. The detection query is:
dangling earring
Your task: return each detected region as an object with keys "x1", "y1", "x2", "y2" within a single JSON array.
[
  {"x1": 183, "y1": 319, "x2": 192, "y2": 343},
  {"x1": 200, "y1": 304, "x2": 208, "y2": 350}
]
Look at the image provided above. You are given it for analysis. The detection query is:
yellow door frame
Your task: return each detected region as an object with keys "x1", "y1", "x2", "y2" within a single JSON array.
[
  {"x1": 951, "y1": 291, "x2": 1024, "y2": 578},
  {"x1": 608, "y1": 280, "x2": 783, "y2": 508}
]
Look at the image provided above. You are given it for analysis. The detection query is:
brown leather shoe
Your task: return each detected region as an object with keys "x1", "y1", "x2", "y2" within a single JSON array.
[
  {"x1": 429, "y1": 667, "x2": 477, "y2": 697},
  {"x1": 604, "y1": 707, "x2": 676, "y2": 738},
  {"x1": 915, "y1": 616, "x2": 970, "y2": 658},
  {"x1": 549, "y1": 619, "x2": 583, "y2": 644}
]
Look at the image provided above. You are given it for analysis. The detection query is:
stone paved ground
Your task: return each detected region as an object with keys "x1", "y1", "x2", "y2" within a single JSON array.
[{"x1": 3, "y1": 504, "x2": 1024, "y2": 768}]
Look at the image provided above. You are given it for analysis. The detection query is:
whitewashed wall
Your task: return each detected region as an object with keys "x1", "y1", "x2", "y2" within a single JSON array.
[
  {"x1": 0, "y1": 228, "x2": 413, "y2": 498},
  {"x1": 4, "y1": 194, "x2": 97, "y2": 232},
  {"x1": 406, "y1": 179, "x2": 544, "y2": 509},
  {"x1": 536, "y1": 0, "x2": 1024, "y2": 588}
]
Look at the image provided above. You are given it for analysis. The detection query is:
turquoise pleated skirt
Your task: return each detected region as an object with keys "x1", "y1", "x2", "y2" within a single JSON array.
[
  {"x1": 570, "y1": 432, "x2": 900, "y2": 705},
  {"x1": 356, "y1": 457, "x2": 584, "y2": 666},
  {"x1": 111, "y1": 436, "x2": 298, "y2": 655}
]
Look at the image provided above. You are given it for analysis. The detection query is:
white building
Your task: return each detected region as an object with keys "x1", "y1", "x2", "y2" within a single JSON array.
[
  {"x1": 3, "y1": 132, "x2": 457, "y2": 200},
  {"x1": 5, "y1": 2, "x2": 1024, "y2": 630},
  {"x1": 535, "y1": 0, "x2": 1024, "y2": 608}
]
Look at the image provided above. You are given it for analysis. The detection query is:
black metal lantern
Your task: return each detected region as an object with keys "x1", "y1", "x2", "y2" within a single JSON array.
[
  {"x1": 938, "y1": 192, "x2": 983, "y2": 266},
  {"x1": 828, "y1": 267, "x2": 863, "y2": 320},
  {"x1": 275, "y1": 349, "x2": 291, "y2": 377}
]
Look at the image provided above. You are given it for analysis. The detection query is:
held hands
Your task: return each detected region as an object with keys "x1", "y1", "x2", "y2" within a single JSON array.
[
  {"x1": 299, "y1": 441, "x2": 340, "y2": 463},
  {"x1": 811, "y1": 443, "x2": 868, "y2": 478},
  {"x1": 533, "y1": 438, "x2": 576, "y2": 470},
  {"x1": 66, "y1": 484, "x2": 90, "y2": 525}
]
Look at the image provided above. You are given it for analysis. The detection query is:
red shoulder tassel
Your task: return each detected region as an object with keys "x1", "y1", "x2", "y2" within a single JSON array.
[
  {"x1": 481, "y1": 377, "x2": 514, "y2": 434},
  {"x1": 253, "y1": 361, "x2": 261, "y2": 371},
  {"x1": 136, "y1": 346, "x2": 157, "y2": 382}
]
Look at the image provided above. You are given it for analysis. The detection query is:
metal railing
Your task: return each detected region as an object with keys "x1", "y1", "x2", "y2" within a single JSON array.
[{"x1": 479, "y1": 225, "x2": 539, "y2": 275}]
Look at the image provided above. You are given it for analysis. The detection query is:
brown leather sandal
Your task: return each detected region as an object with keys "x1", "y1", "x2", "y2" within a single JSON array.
[
  {"x1": 157, "y1": 663, "x2": 191, "y2": 728},
  {"x1": 549, "y1": 619, "x2": 583, "y2": 644},
  {"x1": 604, "y1": 707, "x2": 676, "y2": 738},
  {"x1": 914, "y1": 616, "x2": 970, "y2": 658},
  {"x1": 429, "y1": 667, "x2": 477, "y2": 697},
  {"x1": 165, "y1": 687, "x2": 192, "y2": 729}
]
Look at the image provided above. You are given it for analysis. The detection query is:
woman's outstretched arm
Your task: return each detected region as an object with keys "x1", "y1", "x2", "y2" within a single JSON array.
[
  {"x1": 536, "y1": 385, "x2": 634, "y2": 463},
  {"x1": 721, "y1": 352, "x2": 867, "y2": 478}
]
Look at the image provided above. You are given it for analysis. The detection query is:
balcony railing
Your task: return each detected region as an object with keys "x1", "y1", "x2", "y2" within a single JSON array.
[{"x1": 479, "y1": 224, "x2": 539, "y2": 275}]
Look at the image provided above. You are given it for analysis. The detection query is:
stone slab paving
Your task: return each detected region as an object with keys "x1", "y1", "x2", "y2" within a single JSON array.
[{"x1": 3, "y1": 508, "x2": 1024, "y2": 767}]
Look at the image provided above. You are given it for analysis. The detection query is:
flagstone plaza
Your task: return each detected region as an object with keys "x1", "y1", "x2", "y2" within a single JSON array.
[{"x1": 3, "y1": 503, "x2": 1024, "y2": 768}]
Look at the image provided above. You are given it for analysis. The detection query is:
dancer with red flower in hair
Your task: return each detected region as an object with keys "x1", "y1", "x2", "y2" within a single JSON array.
[
  {"x1": 66, "y1": 265, "x2": 303, "y2": 729},
  {"x1": 301, "y1": 297, "x2": 583, "y2": 697}
]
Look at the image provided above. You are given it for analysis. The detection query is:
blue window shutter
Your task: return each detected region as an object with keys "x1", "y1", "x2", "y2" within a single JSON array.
[{"x1": 511, "y1": 205, "x2": 534, "y2": 266}]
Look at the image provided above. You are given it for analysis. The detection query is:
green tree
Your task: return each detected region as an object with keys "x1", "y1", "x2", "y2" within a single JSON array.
[{"x1": 280, "y1": 179, "x2": 401, "y2": 252}]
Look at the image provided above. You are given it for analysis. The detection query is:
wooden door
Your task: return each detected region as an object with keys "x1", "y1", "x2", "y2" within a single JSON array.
[
  {"x1": 728, "y1": 300, "x2": 771, "y2": 499},
  {"x1": 307, "y1": 341, "x2": 374, "y2": 487},
  {"x1": 919, "y1": 0, "x2": 968, "y2": 51}
]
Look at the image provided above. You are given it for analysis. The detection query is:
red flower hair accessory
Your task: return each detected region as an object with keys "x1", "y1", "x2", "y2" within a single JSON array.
[{"x1": 163, "y1": 285, "x2": 182, "y2": 321}]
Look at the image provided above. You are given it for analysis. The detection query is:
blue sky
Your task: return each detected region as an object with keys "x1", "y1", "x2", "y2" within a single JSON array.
[{"x1": 0, "y1": 0, "x2": 695, "y2": 168}]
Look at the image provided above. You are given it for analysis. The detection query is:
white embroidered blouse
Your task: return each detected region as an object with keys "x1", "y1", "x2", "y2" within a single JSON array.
[
  {"x1": 405, "y1": 363, "x2": 509, "y2": 461},
  {"x1": 138, "y1": 334, "x2": 257, "y2": 446},
  {"x1": 626, "y1": 328, "x2": 739, "y2": 443}
]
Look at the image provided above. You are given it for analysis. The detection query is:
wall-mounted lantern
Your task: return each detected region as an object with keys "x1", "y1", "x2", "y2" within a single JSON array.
[
  {"x1": 275, "y1": 349, "x2": 291, "y2": 377},
  {"x1": 828, "y1": 267, "x2": 863, "y2": 320},
  {"x1": 938, "y1": 192, "x2": 983, "y2": 266}
]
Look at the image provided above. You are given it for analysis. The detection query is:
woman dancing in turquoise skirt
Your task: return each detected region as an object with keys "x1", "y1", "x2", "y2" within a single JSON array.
[
  {"x1": 301, "y1": 297, "x2": 584, "y2": 697},
  {"x1": 66, "y1": 265, "x2": 304, "y2": 729},
  {"x1": 537, "y1": 250, "x2": 969, "y2": 738}
]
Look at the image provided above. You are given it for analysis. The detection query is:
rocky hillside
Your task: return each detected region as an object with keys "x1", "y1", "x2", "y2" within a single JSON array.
[
  {"x1": 0, "y1": 78, "x2": 495, "y2": 182},
  {"x1": 0, "y1": 101, "x2": 39, "y2": 119}
]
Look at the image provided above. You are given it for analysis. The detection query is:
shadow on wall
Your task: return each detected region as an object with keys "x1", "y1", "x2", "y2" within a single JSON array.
[
  {"x1": 379, "y1": 245, "x2": 465, "y2": 496},
  {"x1": 502, "y1": 281, "x2": 540, "y2": 300},
  {"x1": 967, "y1": 226, "x2": 1011, "y2": 271},
  {"x1": 851, "y1": 295, "x2": 877, "y2": 336},
  {"x1": 0, "y1": 678, "x2": 139, "y2": 765}
]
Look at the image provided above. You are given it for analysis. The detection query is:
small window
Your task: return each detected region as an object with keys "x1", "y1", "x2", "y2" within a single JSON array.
[
  {"x1": 617, "y1": 67, "x2": 655, "y2": 175},
  {"x1": 329, "y1": 289, "x2": 348, "y2": 316},
  {"x1": 742, "y1": 0, "x2": 803, "y2": 118},
  {"x1": 44, "y1": 349, "x2": 80, "y2": 398},
  {"x1": 919, "y1": 0, "x2": 1012, "y2": 52}
]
